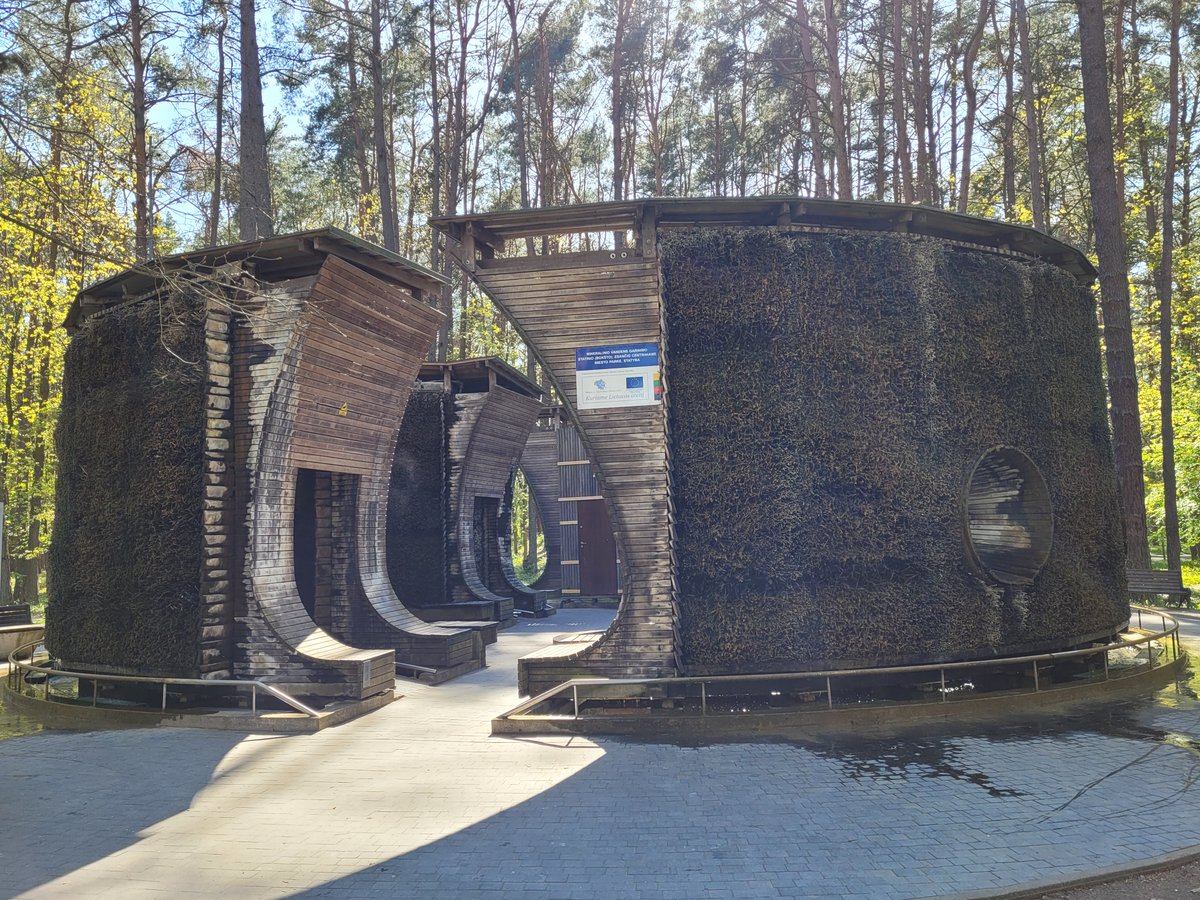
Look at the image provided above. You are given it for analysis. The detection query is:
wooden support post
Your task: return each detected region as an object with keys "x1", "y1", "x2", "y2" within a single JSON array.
[
  {"x1": 639, "y1": 205, "x2": 658, "y2": 258},
  {"x1": 461, "y1": 229, "x2": 477, "y2": 273}
]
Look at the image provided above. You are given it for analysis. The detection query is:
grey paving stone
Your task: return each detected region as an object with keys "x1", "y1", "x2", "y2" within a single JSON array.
[{"x1": 3, "y1": 611, "x2": 1200, "y2": 900}]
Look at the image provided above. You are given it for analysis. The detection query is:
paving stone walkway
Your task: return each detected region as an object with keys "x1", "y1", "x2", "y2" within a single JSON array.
[{"x1": 3, "y1": 608, "x2": 1200, "y2": 899}]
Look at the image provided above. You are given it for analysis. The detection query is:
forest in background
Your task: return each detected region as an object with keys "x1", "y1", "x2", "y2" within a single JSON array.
[{"x1": 0, "y1": 0, "x2": 1197, "y2": 603}]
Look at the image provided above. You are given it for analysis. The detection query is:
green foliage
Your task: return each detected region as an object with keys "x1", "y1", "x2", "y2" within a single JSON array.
[
  {"x1": 450, "y1": 289, "x2": 527, "y2": 366},
  {"x1": 508, "y1": 467, "x2": 545, "y2": 584},
  {"x1": 663, "y1": 228, "x2": 1127, "y2": 672},
  {"x1": 0, "y1": 68, "x2": 135, "y2": 599}
]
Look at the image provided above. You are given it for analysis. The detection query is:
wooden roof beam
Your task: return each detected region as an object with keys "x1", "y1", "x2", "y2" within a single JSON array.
[
  {"x1": 466, "y1": 221, "x2": 506, "y2": 254},
  {"x1": 310, "y1": 236, "x2": 443, "y2": 299}
]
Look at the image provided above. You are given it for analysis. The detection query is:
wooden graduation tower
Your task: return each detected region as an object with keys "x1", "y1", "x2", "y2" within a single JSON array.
[
  {"x1": 432, "y1": 199, "x2": 1128, "y2": 696},
  {"x1": 51, "y1": 229, "x2": 483, "y2": 701}
]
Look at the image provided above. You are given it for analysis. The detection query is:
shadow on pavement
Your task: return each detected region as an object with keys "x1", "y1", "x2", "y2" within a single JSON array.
[
  {"x1": 293, "y1": 674, "x2": 1200, "y2": 899},
  {"x1": 0, "y1": 728, "x2": 248, "y2": 896}
]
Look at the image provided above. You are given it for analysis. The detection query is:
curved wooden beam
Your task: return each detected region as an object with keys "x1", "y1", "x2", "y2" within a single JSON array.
[
  {"x1": 448, "y1": 246, "x2": 677, "y2": 694},
  {"x1": 240, "y1": 257, "x2": 481, "y2": 696},
  {"x1": 447, "y1": 386, "x2": 541, "y2": 619}
]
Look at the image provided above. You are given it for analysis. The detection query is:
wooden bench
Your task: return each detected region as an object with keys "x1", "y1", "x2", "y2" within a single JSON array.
[
  {"x1": 414, "y1": 601, "x2": 503, "y2": 623},
  {"x1": 0, "y1": 604, "x2": 42, "y2": 662},
  {"x1": 511, "y1": 586, "x2": 555, "y2": 617},
  {"x1": 0, "y1": 604, "x2": 32, "y2": 627},
  {"x1": 1127, "y1": 569, "x2": 1193, "y2": 607}
]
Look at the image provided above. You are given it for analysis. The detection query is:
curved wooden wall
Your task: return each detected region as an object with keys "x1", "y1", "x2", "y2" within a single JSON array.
[
  {"x1": 447, "y1": 386, "x2": 542, "y2": 616},
  {"x1": 235, "y1": 275, "x2": 391, "y2": 698},
  {"x1": 457, "y1": 250, "x2": 677, "y2": 692},
  {"x1": 238, "y1": 257, "x2": 480, "y2": 696}
]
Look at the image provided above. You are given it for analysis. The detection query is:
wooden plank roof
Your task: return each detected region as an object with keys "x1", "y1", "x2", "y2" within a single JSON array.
[
  {"x1": 68, "y1": 227, "x2": 448, "y2": 329},
  {"x1": 418, "y1": 356, "x2": 544, "y2": 399},
  {"x1": 429, "y1": 197, "x2": 1098, "y2": 281}
]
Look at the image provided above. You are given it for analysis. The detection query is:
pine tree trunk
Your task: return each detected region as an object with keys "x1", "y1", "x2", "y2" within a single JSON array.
[
  {"x1": 131, "y1": 0, "x2": 150, "y2": 260},
  {"x1": 795, "y1": 0, "x2": 828, "y2": 197},
  {"x1": 1160, "y1": 0, "x2": 1183, "y2": 570},
  {"x1": 238, "y1": 0, "x2": 273, "y2": 240},
  {"x1": 891, "y1": 0, "x2": 913, "y2": 202},
  {"x1": 343, "y1": 0, "x2": 373, "y2": 236},
  {"x1": 1014, "y1": 0, "x2": 1044, "y2": 229},
  {"x1": 1001, "y1": 13, "x2": 1016, "y2": 218},
  {"x1": 825, "y1": 0, "x2": 854, "y2": 199},
  {"x1": 1075, "y1": 0, "x2": 1151, "y2": 568},
  {"x1": 209, "y1": 0, "x2": 227, "y2": 246},
  {"x1": 371, "y1": 0, "x2": 398, "y2": 251},
  {"x1": 958, "y1": 0, "x2": 991, "y2": 212}
]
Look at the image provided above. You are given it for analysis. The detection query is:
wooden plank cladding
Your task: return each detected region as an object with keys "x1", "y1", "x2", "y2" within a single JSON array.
[
  {"x1": 292, "y1": 257, "x2": 432, "y2": 475},
  {"x1": 62, "y1": 229, "x2": 483, "y2": 703},
  {"x1": 555, "y1": 420, "x2": 620, "y2": 601},
  {"x1": 434, "y1": 223, "x2": 677, "y2": 694},
  {"x1": 240, "y1": 254, "x2": 483, "y2": 689},
  {"x1": 406, "y1": 359, "x2": 545, "y2": 623}
]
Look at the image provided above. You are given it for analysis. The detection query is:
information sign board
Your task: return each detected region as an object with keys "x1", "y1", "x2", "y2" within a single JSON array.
[{"x1": 575, "y1": 343, "x2": 662, "y2": 410}]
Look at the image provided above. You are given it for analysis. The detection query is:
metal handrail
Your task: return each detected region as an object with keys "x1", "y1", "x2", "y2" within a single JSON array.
[
  {"x1": 5, "y1": 641, "x2": 320, "y2": 718},
  {"x1": 498, "y1": 605, "x2": 1181, "y2": 720}
]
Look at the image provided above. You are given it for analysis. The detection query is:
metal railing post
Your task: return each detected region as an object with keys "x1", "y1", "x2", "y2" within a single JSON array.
[
  {"x1": 572, "y1": 684, "x2": 579, "y2": 719},
  {"x1": 252, "y1": 683, "x2": 257, "y2": 714},
  {"x1": 940, "y1": 669, "x2": 947, "y2": 702},
  {"x1": 1032, "y1": 661, "x2": 1039, "y2": 692},
  {"x1": 700, "y1": 682, "x2": 707, "y2": 716},
  {"x1": 826, "y1": 676, "x2": 833, "y2": 709},
  {"x1": 161, "y1": 682, "x2": 167, "y2": 711},
  {"x1": 92, "y1": 680, "x2": 98, "y2": 707},
  {"x1": 1103, "y1": 649, "x2": 1109, "y2": 680}
]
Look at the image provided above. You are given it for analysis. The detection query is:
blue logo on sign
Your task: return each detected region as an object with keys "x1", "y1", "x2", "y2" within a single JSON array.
[
  {"x1": 626, "y1": 376, "x2": 644, "y2": 389},
  {"x1": 594, "y1": 378, "x2": 606, "y2": 389}
]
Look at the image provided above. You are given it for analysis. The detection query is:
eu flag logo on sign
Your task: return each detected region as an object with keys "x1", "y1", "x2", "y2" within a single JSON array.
[{"x1": 626, "y1": 376, "x2": 644, "y2": 389}]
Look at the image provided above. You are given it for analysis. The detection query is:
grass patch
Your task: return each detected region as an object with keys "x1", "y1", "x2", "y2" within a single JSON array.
[{"x1": 1185, "y1": 562, "x2": 1200, "y2": 592}]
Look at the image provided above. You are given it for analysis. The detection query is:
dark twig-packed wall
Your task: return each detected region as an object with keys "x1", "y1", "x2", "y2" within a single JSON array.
[
  {"x1": 387, "y1": 388, "x2": 452, "y2": 607},
  {"x1": 48, "y1": 291, "x2": 207, "y2": 676},
  {"x1": 662, "y1": 227, "x2": 1127, "y2": 672}
]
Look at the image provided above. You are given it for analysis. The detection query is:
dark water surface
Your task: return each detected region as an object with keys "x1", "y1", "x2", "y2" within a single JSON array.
[{"x1": 0, "y1": 678, "x2": 46, "y2": 740}]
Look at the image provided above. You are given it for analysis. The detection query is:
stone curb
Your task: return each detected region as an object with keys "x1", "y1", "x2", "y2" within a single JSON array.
[{"x1": 940, "y1": 844, "x2": 1200, "y2": 899}]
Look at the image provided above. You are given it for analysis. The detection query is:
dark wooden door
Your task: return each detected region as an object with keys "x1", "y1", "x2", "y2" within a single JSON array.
[{"x1": 578, "y1": 499, "x2": 618, "y2": 596}]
